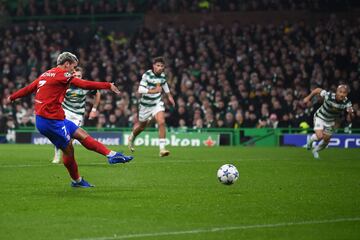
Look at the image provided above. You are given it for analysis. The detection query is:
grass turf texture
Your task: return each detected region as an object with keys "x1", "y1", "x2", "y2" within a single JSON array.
[{"x1": 0, "y1": 145, "x2": 359, "y2": 240}]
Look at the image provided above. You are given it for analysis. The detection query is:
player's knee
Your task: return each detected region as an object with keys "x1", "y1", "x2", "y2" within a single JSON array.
[
  {"x1": 157, "y1": 118, "x2": 165, "y2": 127},
  {"x1": 316, "y1": 133, "x2": 323, "y2": 140},
  {"x1": 323, "y1": 135, "x2": 331, "y2": 143},
  {"x1": 62, "y1": 143, "x2": 74, "y2": 156}
]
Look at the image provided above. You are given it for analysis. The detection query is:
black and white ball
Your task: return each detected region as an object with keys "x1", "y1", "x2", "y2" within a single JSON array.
[{"x1": 217, "y1": 164, "x2": 239, "y2": 185}]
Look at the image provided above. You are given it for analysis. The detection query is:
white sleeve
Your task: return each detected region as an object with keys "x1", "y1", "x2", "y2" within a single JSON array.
[
  {"x1": 138, "y1": 85, "x2": 148, "y2": 94},
  {"x1": 319, "y1": 90, "x2": 330, "y2": 100},
  {"x1": 139, "y1": 74, "x2": 148, "y2": 88},
  {"x1": 319, "y1": 90, "x2": 327, "y2": 97},
  {"x1": 162, "y1": 83, "x2": 170, "y2": 93}
]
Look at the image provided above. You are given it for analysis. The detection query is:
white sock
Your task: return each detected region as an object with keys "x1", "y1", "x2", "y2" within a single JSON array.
[
  {"x1": 310, "y1": 134, "x2": 318, "y2": 142},
  {"x1": 314, "y1": 140, "x2": 327, "y2": 152},
  {"x1": 54, "y1": 147, "x2": 60, "y2": 160},
  {"x1": 129, "y1": 132, "x2": 134, "y2": 141},
  {"x1": 159, "y1": 138, "x2": 166, "y2": 150},
  {"x1": 75, "y1": 177, "x2": 82, "y2": 183},
  {"x1": 106, "y1": 151, "x2": 116, "y2": 157}
]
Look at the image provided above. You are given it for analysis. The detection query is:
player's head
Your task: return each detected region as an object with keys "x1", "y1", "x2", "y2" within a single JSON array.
[
  {"x1": 57, "y1": 52, "x2": 78, "y2": 72},
  {"x1": 336, "y1": 84, "x2": 349, "y2": 101},
  {"x1": 73, "y1": 67, "x2": 83, "y2": 79},
  {"x1": 152, "y1": 56, "x2": 165, "y2": 75}
]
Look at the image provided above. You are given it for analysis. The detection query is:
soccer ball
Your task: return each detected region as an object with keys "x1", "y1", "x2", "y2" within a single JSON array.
[{"x1": 217, "y1": 164, "x2": 239, "y2": 185}]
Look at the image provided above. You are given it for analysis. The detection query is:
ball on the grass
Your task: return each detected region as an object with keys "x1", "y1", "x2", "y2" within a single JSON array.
[{"x1": 217, "y1": 164, "x2": 239, "y2": 185}]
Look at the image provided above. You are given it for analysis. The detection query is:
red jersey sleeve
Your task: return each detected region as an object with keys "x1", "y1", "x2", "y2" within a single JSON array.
[
  {"x1": 70, "y1": 77, "x2": 111, "y2": 90},
  {"x1": 10, "y1": 78, "x2": 40, "y2": 101}
]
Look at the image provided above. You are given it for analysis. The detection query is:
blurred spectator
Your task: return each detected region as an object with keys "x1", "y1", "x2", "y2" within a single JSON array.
[
  {"x1": 1, "y1": 14, "x2": 360, "y2": 132},
  {"x1": 2, "y1": 0, "x2": 358, "y2": 16}
]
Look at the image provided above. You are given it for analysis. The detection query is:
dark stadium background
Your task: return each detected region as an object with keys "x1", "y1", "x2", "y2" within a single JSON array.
[
  {"x1": 0, "y1": 0, "x2": 359, "y2": 141},
  {"x1": 1, "y1": 2, "x2": 360, "y2": 240}
]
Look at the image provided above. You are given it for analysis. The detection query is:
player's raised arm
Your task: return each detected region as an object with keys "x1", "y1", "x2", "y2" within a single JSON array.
[
  {"x1": 9, "y1": 78, "x2": 40, "y2": 102},
  {"x1": 303, "y1": 88, "x2": 323, "y2": 104}
]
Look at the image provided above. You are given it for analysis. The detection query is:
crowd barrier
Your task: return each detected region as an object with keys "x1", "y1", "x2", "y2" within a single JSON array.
[{"x1": 3, "y1": 127, "x2": 359, "y2": 148}]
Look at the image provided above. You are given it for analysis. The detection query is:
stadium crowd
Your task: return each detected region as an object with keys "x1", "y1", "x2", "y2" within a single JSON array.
[
  {"x1": 1, "y1": 15, "x2": 360, "y2": 135},
  {"x1": 0, "y1": 0, "x2": 357, "y2": 16}
]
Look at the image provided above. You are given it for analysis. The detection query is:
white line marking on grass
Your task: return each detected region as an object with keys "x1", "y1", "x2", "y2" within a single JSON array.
[
  {"x1": 73, "y1": 217, "x2": 360, "y2": 240},
  {"x1": 0, "y1": 158, "x2": 285, "y2": 168},
  {"x1": 0, "y1": 164, "x2": 53, "y2": 168}
]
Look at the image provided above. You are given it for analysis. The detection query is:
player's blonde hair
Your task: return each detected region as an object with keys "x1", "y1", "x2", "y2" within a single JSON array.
[{"x1": 57, "y1": 52, "x2": 78, "y2": 65}]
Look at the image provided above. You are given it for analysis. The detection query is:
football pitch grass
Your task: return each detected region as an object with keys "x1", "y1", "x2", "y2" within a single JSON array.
[{"x1": 0, "y1": 145, "x2": 359, "y2": 240}]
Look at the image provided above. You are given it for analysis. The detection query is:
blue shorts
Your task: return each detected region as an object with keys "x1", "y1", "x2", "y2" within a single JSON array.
[{"x1": 35, "y1": 115, "x2": 79, "y2": 149}]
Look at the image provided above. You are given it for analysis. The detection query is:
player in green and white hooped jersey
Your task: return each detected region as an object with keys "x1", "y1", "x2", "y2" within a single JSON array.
[
  {"x1": 303, "y1": 85, "x2": 354, "y2": 159},
  {"x1": 52, "y1": 67, "x2": 101, "y2": 163},
  {"x1": 128, "y1": 57, "x2": 176, "y2": 157}
]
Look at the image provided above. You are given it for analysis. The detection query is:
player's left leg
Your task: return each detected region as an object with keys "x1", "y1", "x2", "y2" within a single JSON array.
[
  {"x1": 154, "y1": 111, "x2": 169, "y2": 157},
  {"x1": 312, "y1": 125, "x2": 333, "y2": 159},
  {"x1": 313, "y1": 133, "x2": 331, "y2": 153},
  {"x1": 72, "y1": 127, "x2": 133, "y2": 164},
  {"x1": 128, "y1": 105, "x2": 153, "y2": 152}
]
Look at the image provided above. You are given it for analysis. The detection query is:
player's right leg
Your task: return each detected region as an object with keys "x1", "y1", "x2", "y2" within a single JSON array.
[
  {"x1": 61, "y1": 142, "x2": 93, "y2": 188},
  {"x1": 154, "y1": 111, "x2": 170, "y2": 157},
  {"x1": 307, "y1": 117, "x2": 324, "y2": 150},
  {"x1": 35, "y1": 115, "x2": 92, "y2": 187},
  {"x1": 128, "y1": 121, "x2": 148, "y2": 152},
  {"x1": 52, "y1": 110, "x2": 82, "y2": 164},
  {"x1": 128, "y1": 105, "x2": 152, "y2": 152}
]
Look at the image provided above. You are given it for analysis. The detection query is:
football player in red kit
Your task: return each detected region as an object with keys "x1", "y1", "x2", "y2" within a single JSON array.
[{"x1": 6, "y1": 52, "x2": 133, "y2": 188}]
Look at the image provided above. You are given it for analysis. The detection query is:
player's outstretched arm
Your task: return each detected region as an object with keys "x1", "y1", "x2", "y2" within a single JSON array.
[
  {"x1": 71, "y1": 78, "x2": 120, "y2": 95},
  {"x1": 303, "y1": 88, "x2": 323, "y2": 104},
  {"x1": 71, "y1": 78, "x2": 111, "y2": 90},
  {"x1": 9, "y1": 78, "x2": 40, "y2": 102},
  {"x1": 109, "y1": 83, "x2": 121, "y2": 95}
]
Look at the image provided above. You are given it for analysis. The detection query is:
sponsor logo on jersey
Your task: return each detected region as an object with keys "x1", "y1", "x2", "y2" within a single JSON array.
[{"x1": 64, "y1": 72, "x2": 72, "y2": 78}]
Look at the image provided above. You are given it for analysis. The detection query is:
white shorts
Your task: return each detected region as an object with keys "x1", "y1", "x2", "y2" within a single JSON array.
[
  {"x1": 138, "y1": 102, "x2": 165, "y2": 123},
  {"x1": 64, "y1": 109, "x2": 84, "y2": 127},
  {"x1": 313, "y1": 116, "x2": 334, "y2": 135}
]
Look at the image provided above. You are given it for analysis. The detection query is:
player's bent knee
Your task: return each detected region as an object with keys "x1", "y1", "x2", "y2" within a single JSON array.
[
  {"x1": 315, "y1": 132, "x2": 323, "y2": 140},
  {"x1": 157, "y1": 120, "x2": 165, "y2": 126},
  {"x1": 62, "y1": 143, "x2": 74, "y2": 156},
  {"x1": 323, "y1": 135, "x2": 331, "y2": 143},
  {"x1": 73, "y1": 128, "x2": 89, "y2": 141}
]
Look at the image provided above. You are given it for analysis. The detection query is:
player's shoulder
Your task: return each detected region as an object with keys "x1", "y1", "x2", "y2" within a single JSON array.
[
  {"x1": 57, "y1": 68, "x2": 73, "y2": 82},
  {"x1": 143, "y1": 69, "x2": 153, "y2": 77}
]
